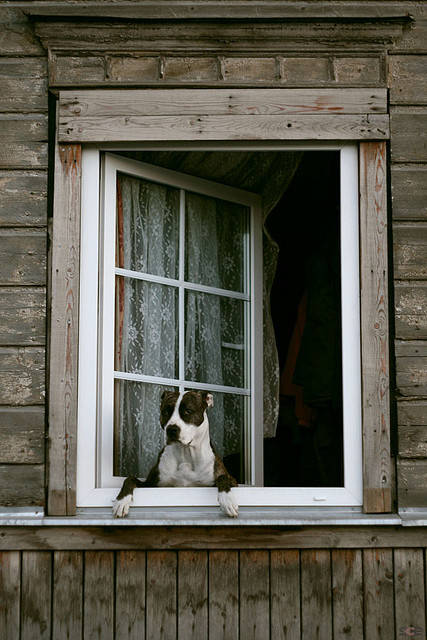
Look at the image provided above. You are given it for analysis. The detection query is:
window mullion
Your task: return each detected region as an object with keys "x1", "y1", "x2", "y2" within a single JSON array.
[{"x1": 179, "y1": 188, "x2": 185, "y2": 393}]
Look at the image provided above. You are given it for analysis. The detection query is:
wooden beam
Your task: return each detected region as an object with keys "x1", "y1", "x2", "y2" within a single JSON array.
[
  {"x1": 47, "y1": 141, "x2": 81, "y2": 516},
  {"x1": 359, "y1": 141, "x2": 391, "y2": 513}
]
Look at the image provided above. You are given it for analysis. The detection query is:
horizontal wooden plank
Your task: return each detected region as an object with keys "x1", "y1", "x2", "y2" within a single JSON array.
[
  {"x1": 0, "y1": 171, "x2": 47, "y2": 227},
  {"x1": 0, "y1": 407, "x2": 44, "y2": 464},
  {"x1": 60, "y1": 88, "x2": 387, "y2": 119},
  {"x1": 0, "y1": 465, "x2": 44, "y2": 506},
  {"x1": 59, "y1": 113, "x2": 389, "y2": 143},
  {"x1": 0, "y1": 58, "x2": 47, "y2": 113},
  {"x1": 395, "y1": 283, "x2": 427, "y2": 339},
  {"x1": 0, "y1": 230, "x2": 46, "y2": 285},
  {"x1": 394, "y1": 17, "x2": 427, "y2": 54},
  {"x1": 0, "y1": 347, "x2": 45, "y2": 405},
  {"x1": 395, "y1": 340, "x2": 427, "y2": 357},
  {"x1": 3, "y1": 525, "x2": 427, "y2": 550},
  {"x1": 391, "y1": 165, "x2": 427, "y2": 220},
  {"x1": 389, "y1": 55, "x2": 427, "y2": 104},
  {"x1": 394, "y1": 223, "x2": 427, "y2": 280},
  {"x1": 396, "y1": 355, "x2": 427, "y2": 397},
  {"x1": 399, "y1": 425, "x2": 427, "y2": 458},
  {"x1": 398, "y1": 400, "x2": 427, "y2": 426},
  {"x1": 398, "y1": 459, "x2": 427, "y2": 507},
  {"x1": 0, "y1": 287, "x2": 46, "y2": 345},
  {"x1": 0, "y1": 115, "x2": 48, "y2": 169},
  {"x1": 0, "y1": 21, "x2": 44, "y2": 55},
  {"x1": 391, "y1": 113, "x2": 427, "y2": 162}
]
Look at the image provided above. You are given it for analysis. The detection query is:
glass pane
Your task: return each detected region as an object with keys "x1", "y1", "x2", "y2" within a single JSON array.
[
  {"x1": 185, "y1": 290, "x2": 246, "y2": 388},
  {"x1": 115, "y1": 276, "x2": 178, "y2": 378},
  {"x1": 114, "y1": 380, "x2": 177, "y2": 477},
  {"x1": 185, "y1": 191, "x2": 248, "y2": 292},
  {"x1": 116, "y1": 173, "x2": 180, "y2": 279}
]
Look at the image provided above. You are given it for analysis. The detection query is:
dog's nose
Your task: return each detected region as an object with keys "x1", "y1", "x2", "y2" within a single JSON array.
[{"x1": 166, "y1": 425, "x2": 180, "y2": 441}]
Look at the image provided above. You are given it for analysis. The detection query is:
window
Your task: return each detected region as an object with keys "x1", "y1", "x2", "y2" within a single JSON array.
[{"x1": 77, "y1": 143, "x2": 362, "y2": 508}]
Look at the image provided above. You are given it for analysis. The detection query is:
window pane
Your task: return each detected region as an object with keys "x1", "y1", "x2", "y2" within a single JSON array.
[
  {"x1": 117, "y1": 173, "x2": 180, "y2": 279},
  {"x1": 115, "y1": 276, "x2": 178, "y2": 378},
  {"x1": 185, "y1": 290, "x2": 247, "y2": 388},
  {"x1": 185, "y1": 191, "x2": 248, "y2": 292},
  {"x1": 206, "y1": 391, "x2": 246, "y2": 484},
  {"x1": 114, "y1": 380, "x2": 176, "y2": 477}
]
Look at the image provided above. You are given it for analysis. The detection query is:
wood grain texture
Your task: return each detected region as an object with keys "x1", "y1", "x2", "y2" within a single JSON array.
[
  {"x1": 115, "y1": 551, "x2": 146, "y2": 640},
  {"x1": 21, "y1": 551, "x2": 51, "y2": 640},
  {"x1": 395, "y1": 283, "x2": 427, "y2": 339},
  {"x1": 84, "y1": 551, "x2": 114, "y2": 640},
  {"x1": 359, "y1": 141, "x2": 391, "y2": 513},
  {"x1": 47, "y1": 143, "x2": 81, "y2": 516},
  {"x1": 0, "y1": 287, "x2": 46, "y2": 346},
  {"x1": 52, "y1": 551, "x2": 83, "y2": 640},
  {"x1": 0, "y1": 115, "x2": 48, "y2": 169},
  {"x1": 301, "y1": 550, "x2": 332, "y2": 640},
  {"x1": 391, "y1": 165, "x2": 427, "y2": 221},
  {"x1": 398, "y1": 459, "x2": 427, "y2": 507},
  {"x1": 178, "y1": 551, "x2": 208, "y2": 640},
  {"x1": 398, "y1": 401, "x2": 427, "y2": 457},
  {"x1": 146, "y1": 551, "x2": 177, "y2": 640},
  {"x1": 0, "y1": 230, "x2": 46, "y2": 285},
  {"x1": 363, "y1": 549, "x2": 394, "y2": 640},
  {"x1": 209, "y1": 551, "x2": 238, "y2": 640},
  {"x1": 0, "y1": 407, "x2": 44, "y2": 464},
  {"x1": 239, "y1": 550, "x2": 269, "y2": 640},
  {"x1": 394, "y1": 549, "x2": 426, "y2": 637},
  {"x1": 396, "y1": 340, "x2": 427, "y2": 397},
  {"x1": 0, "y1": 551, "x2": 20, "y2": 639},
  {"x1": 58, "y1": 113, "x2": 389, "y2": 143},
  {"x1": 394, "y1": 223, "x2": 427, "y2": 280},
  {"x1": 331, "y1": 549, "x2": 363, "y2": 638},
  {"x1": 270, "y1": 550, "x2": 301, "y2": 640},
  {"x1": 0, "y1": 170, "x2": 47, "y2": 227},
  {"x1": 0, "y1": 347, "x2": 45, "y2": 405},
  {"x1": 391, "y1": 112, "x2": 427, "y2": 162},
  {"x1": 0, "y1": 57, "x2": 47, "y2": 113},
  {"x1": 0, "y1": 464, "x2": 44, "y2": 506},
  {"x1": 389, "y1": 55, "x2": 427, "y2": 104}
]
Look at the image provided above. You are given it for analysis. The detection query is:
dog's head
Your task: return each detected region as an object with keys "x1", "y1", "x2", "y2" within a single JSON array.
[{"x1": 160, "y1": 390, "x2": 214, "y2": 446}]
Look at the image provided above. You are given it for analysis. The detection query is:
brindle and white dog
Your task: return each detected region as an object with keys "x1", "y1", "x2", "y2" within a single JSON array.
[{"x1": 112, "y1": 390, "x2": 239, "y2": 518}]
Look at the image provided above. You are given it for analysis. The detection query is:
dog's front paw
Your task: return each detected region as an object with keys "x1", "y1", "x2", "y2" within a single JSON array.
[
  {"x1": 218, "y1": 491, "x2": 239, "y2": 518},
  {"x1": 112, "y1": 494, "x2": 133, "y2": 518}
]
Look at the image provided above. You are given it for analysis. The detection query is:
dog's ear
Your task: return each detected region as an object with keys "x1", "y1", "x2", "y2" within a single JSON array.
[{"x1": 201, "y1": 391, "x2": 214, "y2": 408}]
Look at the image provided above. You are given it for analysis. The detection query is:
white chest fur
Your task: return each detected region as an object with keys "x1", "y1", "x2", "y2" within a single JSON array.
[{"x1": 157, "y1": 442, "x2": 215, "y2": 487}]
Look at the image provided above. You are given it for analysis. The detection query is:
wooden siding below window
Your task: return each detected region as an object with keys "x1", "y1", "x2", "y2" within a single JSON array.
[{"x1": 1, "y1": 546, "x2": 426, "y2": 640}]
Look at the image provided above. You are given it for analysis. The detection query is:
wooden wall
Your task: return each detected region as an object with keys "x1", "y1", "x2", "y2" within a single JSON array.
[{"x1": 1, "y1": 545, "x2": 427, "y2": 639}]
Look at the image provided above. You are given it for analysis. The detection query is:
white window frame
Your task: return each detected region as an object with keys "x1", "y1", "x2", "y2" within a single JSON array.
[{"x1": 77, "y1": 142, "x2": 362, "y2": 508}]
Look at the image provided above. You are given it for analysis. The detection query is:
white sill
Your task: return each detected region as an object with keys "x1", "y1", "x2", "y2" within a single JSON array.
[{"x1": 0, "y1": 506, "x2": 402, "y2": 526}]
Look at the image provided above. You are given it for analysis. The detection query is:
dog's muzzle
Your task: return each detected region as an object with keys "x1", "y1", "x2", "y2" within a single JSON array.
[{"x1": 166, "y1": 424, "x2": 180, "y2": 443}]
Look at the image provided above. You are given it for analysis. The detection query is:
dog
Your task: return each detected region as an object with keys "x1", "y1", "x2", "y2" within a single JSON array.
[{"x1": 112, "y1": 390, "x2": 239, "y2": 518}]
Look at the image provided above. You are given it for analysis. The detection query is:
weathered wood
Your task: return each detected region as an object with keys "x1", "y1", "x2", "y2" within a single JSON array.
[
  {"x1": 393, "y1": 16, "x2": 427, "y2": 53},
  {"x1": 146, "y1": 551, "x2": 177, "y2": 640},
  {"x1": 0, "y1": 551, "x2": 20, "y2": 638},
  {"x1": 301, "y1": 550, "x2": 332, "y2": 640},
  {"x1": 0, "y1": 407, "x2": 44, "y2": 464},
  {"x1": 333, "y1": 56, "x2": 382, "y2": 84},
  {"x1": 21, "y1": 551, "x2": 51, "y2": 640},
  {"x1": 331, "y1": 549, "x2": 363, "y2": 638},
  {"x1": 0, "y1": 287, "x2": 46, "y2": 346},
  {"x1": 106, "y1": 55, "x2": 159, "y2": 83},
  {"x1": 0, "y1": 57, "x2": 47, "y2": 112},
  {"x1": 0, "y1": 20, "x2": 44, "y2": 55},
  {"x1": 58, "y1": 113, "x2": 389, "y2": 143},
  {"x1": 394, "y1": 223, "x2": 427, "y2": 280},
  {"x1": 209, "y1": 551, "x2": 239, "y2": 640},
  {"x1": 359, "y1": 141, "x2": 391, "y2": 513},
  {"x1": 0, "y1": 347, "x2": 45, "y2": 405},
  {"x1": 0, "y1": 115, "x2": 48, "y2": 169},
  {"x1": 395, "y1": 341, "x2": 427, "y2": 396},
  {"x1": 51, "y1": 54, "x2": 106, "y2": 85},
  {"x1": 0, "y1": 230, "x2": 46, "y2": 285},
  {"x1": 178, "y1": 551, "x2": 208, "y2": 640},
  {"x1": 270, "y1": 550, "x2": 301, "y2": 640},
  {"x1": 0, "y1": 170, "x2": 47, "y2": 227},
  {"x1": 47, "y1": 142, "x2": 81, "y2": 516},
  {"x1": 84, "y1": 551, "x2": 114, "y2": 640},
  {"x1": 395, "y1": 340, "x2": 427, "y2": 357},
  {"x1": 52, "y1": 551, "x2": 83, "y2": 640},
  {"x1": 398, "y1": 400, "x2": 427, "y2": 429},
  {"x1": 391, "y1": 164, "x2": 427, "y2": 220},
  {"x1": 391, "y1": 112, "x2": 427, "y2": 162},
  {"x1": 0, "y1": 464, "x2": 44, "y2": 506},
  {"x1": 395, "y1": 283, "x2": 427, "y2": 339},
  {"x1": 389, "y1": 55, "x2": 427, "y2": 104},
  {"x1": 399, "y1": 424, "x2": 427, "y2": 457},
  {"x1": 60, "y1": 88, "x2": 387, "y2": 119},
  {"x1": 394, "y1": 549, "x2": 426, "y2": 637},
  {"x1": 239, "y1": 550, "x2": 270, "y2": 640},
  {"x1": 398, "y1": 459, "x2": 427, "y2": 507},
  {"x1": 363, "y1": 549, "x2": 394, "y2": 640},
  {"x1": 115, "y1": 551, "x2": 146, "y2": 640}
]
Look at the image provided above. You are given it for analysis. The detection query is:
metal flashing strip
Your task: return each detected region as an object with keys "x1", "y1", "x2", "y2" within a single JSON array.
[{"x1": 399, "y1": 509, "x2": 427, "y2": 527}]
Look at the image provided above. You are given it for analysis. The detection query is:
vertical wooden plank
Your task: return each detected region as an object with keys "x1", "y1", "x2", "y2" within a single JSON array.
[
  {"x1": 52, "y1": 551, "x2": 83, "y2": 640},
  {"x1": 115, "y1": 550, "x2": 146, "y2": 640},
  {"x1": 177, "y1": 551, "x2": 208, "y2": 640},
  {"x1": 0, "y1": 551, "x2": 20, "y2": 638},
  {"x1": 239, "y1": 550, "x2": 269, "y2": 640},
  {"x1": 270, "y1": 550, "x2": 300, "y2": 640},
  {"x1": 209, "y1": 551, "x2": 239, "y2": 640},
  {"x1": 363, "y1": 549, "x2": 394, "y2": 640},
  {"x1": 332, "y1": 549, "x2": 363, "y2": 638},
  {"x1": 21, "y1": 551, "x2": 52, "y2": 640},
  {"x1": 84, "y1": 551, "x2": 114, "y2": 640},
  {"x1": 146, "y1": 551, "x2": 177, "y2": 640},
  {"x1": 359, "y1": 141, "x2": 391, "y2": 513},
  {"x1": 47, "y1": 136, "x2": 81, "y2": 515},
  {"x1": 394, "y1": 549, "x2": 425, "y2": 638},
  {"x1": 301, "y1": 550, "x2": 332, "y2": 640}
]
